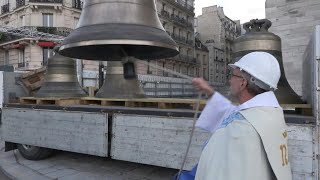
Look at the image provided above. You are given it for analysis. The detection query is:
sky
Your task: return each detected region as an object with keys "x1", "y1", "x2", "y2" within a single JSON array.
[{"x1": 195, "y1": 0, "x2": 266, "y2": 24}]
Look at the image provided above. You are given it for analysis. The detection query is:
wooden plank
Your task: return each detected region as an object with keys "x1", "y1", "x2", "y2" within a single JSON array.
[
  {"x1": 18, "y1": 97, "x2": 83, "y2": 106},
  {"x1": 19, "y1": 97, "x2": 37, "y2": 105},
  {"x1": 1, "y1": 108, "x2": 108, "y2": 157},
  {"x1": 55, "y1": 99, "x2": 82, "y2": 106}
]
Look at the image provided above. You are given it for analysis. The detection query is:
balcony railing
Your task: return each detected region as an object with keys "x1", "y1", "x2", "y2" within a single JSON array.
[
  {"x1": 159, "y1": 10, "x2": 170, "y2": 20},
  {"x1": 73, "y1": 0, "x2": 83, "y2": 10},
  {"x1": 170, "y1": 54, "x2": 198, "y2": 64},
  {"x1": 18, "y1": 62, "x2": 25, "y2": 68},
  {"x1": 176, "y1": 0, "x2": 194, "y2": 12},
  {"x1": 187, "y1": 3, "x2": 194, "y2": 11},
  {"x1": 172, "y1": 34, "x2": 187, "y2": 44},
  {"x1": 23, "y1": 26, "x2": 73, "y2": 37},
  {"x1": 16, "y1": 0, "x2": 26, "y2": 8},
  {"x1": 171, "y1": 14, "x2": 187, "y2": 27},
  {"x1": 29, "y1": 0, "x2": 63, "y2": 3},
  {"x1": 1, "y1": 3, "x2": 9, "y2": 15},
  {"x1": 186, "y1": 39, "x2": 193, "y2": 45}
]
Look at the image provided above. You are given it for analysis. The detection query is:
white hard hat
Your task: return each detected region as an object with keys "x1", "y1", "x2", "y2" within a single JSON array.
[{"x1": 228, "y1": 52, "x2": 281, "y2": 90}]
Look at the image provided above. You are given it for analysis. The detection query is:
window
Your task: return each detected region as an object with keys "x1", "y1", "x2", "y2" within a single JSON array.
[
  {"x1": 187, "y1": 49, "x2": 191, "y2": 56},
  {"x1": 43, "y1": 48, "x2": 53, "y2": 66},
  {"x1": 20, "y1": 15, "x2": 25, "y2": 27},
  {"x1": 4, "y1": 50, "x2": 9, "y2": 65},
  {"x1": 147, "y1": 60, "x2": 152, "y2": 74},
  {"x1": 162, "y1": 22, "x2": 166, "y2": 29},
  {"x1": 162, "y1": 3, "x2": 166, "y2": 10},
  {"x1": 43, "y1": 13, "x2": 53, "y2": 27},
  {"x1": 74, "y1": 17, "x2": 79, "y2": 29},
  {"x1": 18, "y1": 49, "x2": 25, "y2": 67}
]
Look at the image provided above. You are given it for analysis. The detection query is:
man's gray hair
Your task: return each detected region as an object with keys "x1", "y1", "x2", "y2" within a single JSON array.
[{"x1": 241, "y1": 71, "x2": 270, "y2": 95}]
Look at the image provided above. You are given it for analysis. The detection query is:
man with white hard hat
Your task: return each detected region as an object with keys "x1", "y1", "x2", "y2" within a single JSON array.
[{"x1": 190, "y1": 52, "x2": 292, "y2": 180}]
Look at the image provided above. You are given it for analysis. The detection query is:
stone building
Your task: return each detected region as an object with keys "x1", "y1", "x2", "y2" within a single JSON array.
[
  {"x1": 204, "y1": 40, "x2": 225, "y2": 85},
  {"x1": 0, "y1": 0, "x2": 198, "y2": 96},
  {"x1": 195, "y1": 37, "x2": 209, "y2": 80},
  {"x1": 136, "y1": 0, "x2": 199, "y2": 78},
  {"x1": 0, "y1": 0, "x2": 82, "y2": 70},
  {"x1": 196, "y1": 5, "x2": 241, "y2": 85},
  {"x1": 266, "y1": 0, "x2": 320, "y2": 96}
]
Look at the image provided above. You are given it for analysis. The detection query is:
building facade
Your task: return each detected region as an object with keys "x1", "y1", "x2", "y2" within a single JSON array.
[
  {"x1": 136, "y1": 0, "x2": 199, "y2": 79},
  {"x1": 194, "y1": 37, "x2": 209, "y2": 80},
  {"x1": 266, "y1": 0, "x2": 320, "y2": 96},
  {"x1": 204, "y1": 40, "x2": 225, "y2": 84},
  {"x1": 0, "y1": 0, "x2": 83, "y2": 70},
  {"x1": 0, "y1": 0, "x2": 198, "y2": 96},
  {"x1": 196, "y1": 5, "x2": 241, "y2": 85}
]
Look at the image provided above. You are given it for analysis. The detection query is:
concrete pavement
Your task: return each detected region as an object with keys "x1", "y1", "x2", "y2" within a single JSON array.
[{"x1": 0, "y1": 141, "x2": 177, "y2": 180}]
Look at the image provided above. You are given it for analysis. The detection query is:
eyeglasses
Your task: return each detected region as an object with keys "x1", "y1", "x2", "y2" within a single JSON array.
[
  {"x1": 231, "y1": 74, "x2": 244, "y2": 79},
  {"x1": 227, "y1": 73, "x2": 244, "y2": 79}
]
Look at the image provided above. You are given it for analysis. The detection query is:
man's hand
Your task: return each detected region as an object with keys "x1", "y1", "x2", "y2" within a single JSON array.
[{"x1": 192, "y1": 78, "x2": 215, "y2": 96}]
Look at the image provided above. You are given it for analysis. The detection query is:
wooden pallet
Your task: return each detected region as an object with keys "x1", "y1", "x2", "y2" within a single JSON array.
[
  {"x1": 281, "y1": 104, "x2": 313, "y2": 115},
  {"x1": 18, "y1": 97, "x2": 207, "y2": 110},
  {"x1": 19, "y1": 97, "x2": 82, "y2": 106},
  {"x1": 17, "y1": 97, "x2": 312, "y2": 114},
  {"x1": 19, "y1": 67, "x2": 46, "y2": 95},
  {"x1": 81, "y1": 97, "x2": 207, "y2": 110}
]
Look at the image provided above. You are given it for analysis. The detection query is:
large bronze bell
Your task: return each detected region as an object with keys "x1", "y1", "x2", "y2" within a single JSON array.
[
  {"x1": 232, "y1": 19, "x2": 303, "y2": 104},
  {"x1": 59, "y1": 0, "x2": 179, "y2": 60},
  {"x1": 36, "y1": 52, "x2": 87, "y2": 97},
  {"x1": 95, "y1": 61, "x2": 145, "y2": 98}
]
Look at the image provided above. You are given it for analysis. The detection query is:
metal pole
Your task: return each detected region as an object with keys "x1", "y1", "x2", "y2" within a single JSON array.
[{"x1": 98, "y1": 61, "x2": 104, "y2": 88}]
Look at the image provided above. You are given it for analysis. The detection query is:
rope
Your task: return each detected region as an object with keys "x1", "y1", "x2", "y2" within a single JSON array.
[{"x1": 137, "y1": 60, "x2": 202, "y2": 180}]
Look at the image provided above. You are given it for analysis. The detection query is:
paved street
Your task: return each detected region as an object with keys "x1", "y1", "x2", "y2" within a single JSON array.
[
  {"x1": 0, "y1": 169, "x2": 10, "y2": 180},
  {"x1": 0, "y1": 141, "x2": 177, "y2": 180}
]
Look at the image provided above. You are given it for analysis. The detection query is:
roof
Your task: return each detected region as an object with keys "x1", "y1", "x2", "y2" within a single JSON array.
[{"x1": 195, "y1": 38, "x2": 209, "y2": 52}]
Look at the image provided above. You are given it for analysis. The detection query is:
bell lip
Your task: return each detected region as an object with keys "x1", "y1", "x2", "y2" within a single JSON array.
[{"x1": 59, "y1": 39, "x2": 179, "y2": 59}]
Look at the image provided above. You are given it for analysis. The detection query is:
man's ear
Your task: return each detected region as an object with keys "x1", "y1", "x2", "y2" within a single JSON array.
[{"x1": 241, "y1": 79, "x2": 247, "y2": 88}]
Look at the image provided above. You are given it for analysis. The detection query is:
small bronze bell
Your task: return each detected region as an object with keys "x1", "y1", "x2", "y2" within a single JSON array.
[
  {"x1": 35, "y1": 52, "x2": 87, "y2": 97},
  {"x1": 95, "y1": 61, "x2": 145, "y2": 98},
  {"x1": 232, "y1": 19, "x2": 303, "y2": 104}
]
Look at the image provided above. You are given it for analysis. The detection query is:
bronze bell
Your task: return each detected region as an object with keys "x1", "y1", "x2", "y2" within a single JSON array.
[
  {"x1": 59, "y1": 0, "x2": 179, "y2": 60},
  {"x1": 232, "y1": 19, "x2": 303, "y2": 104},
  {"x1": 36, "y1": 53, "x2": 87, "y2": 97},
  {"x1": 95, "y1": 61, "x2": 145, "y2": 98}
]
